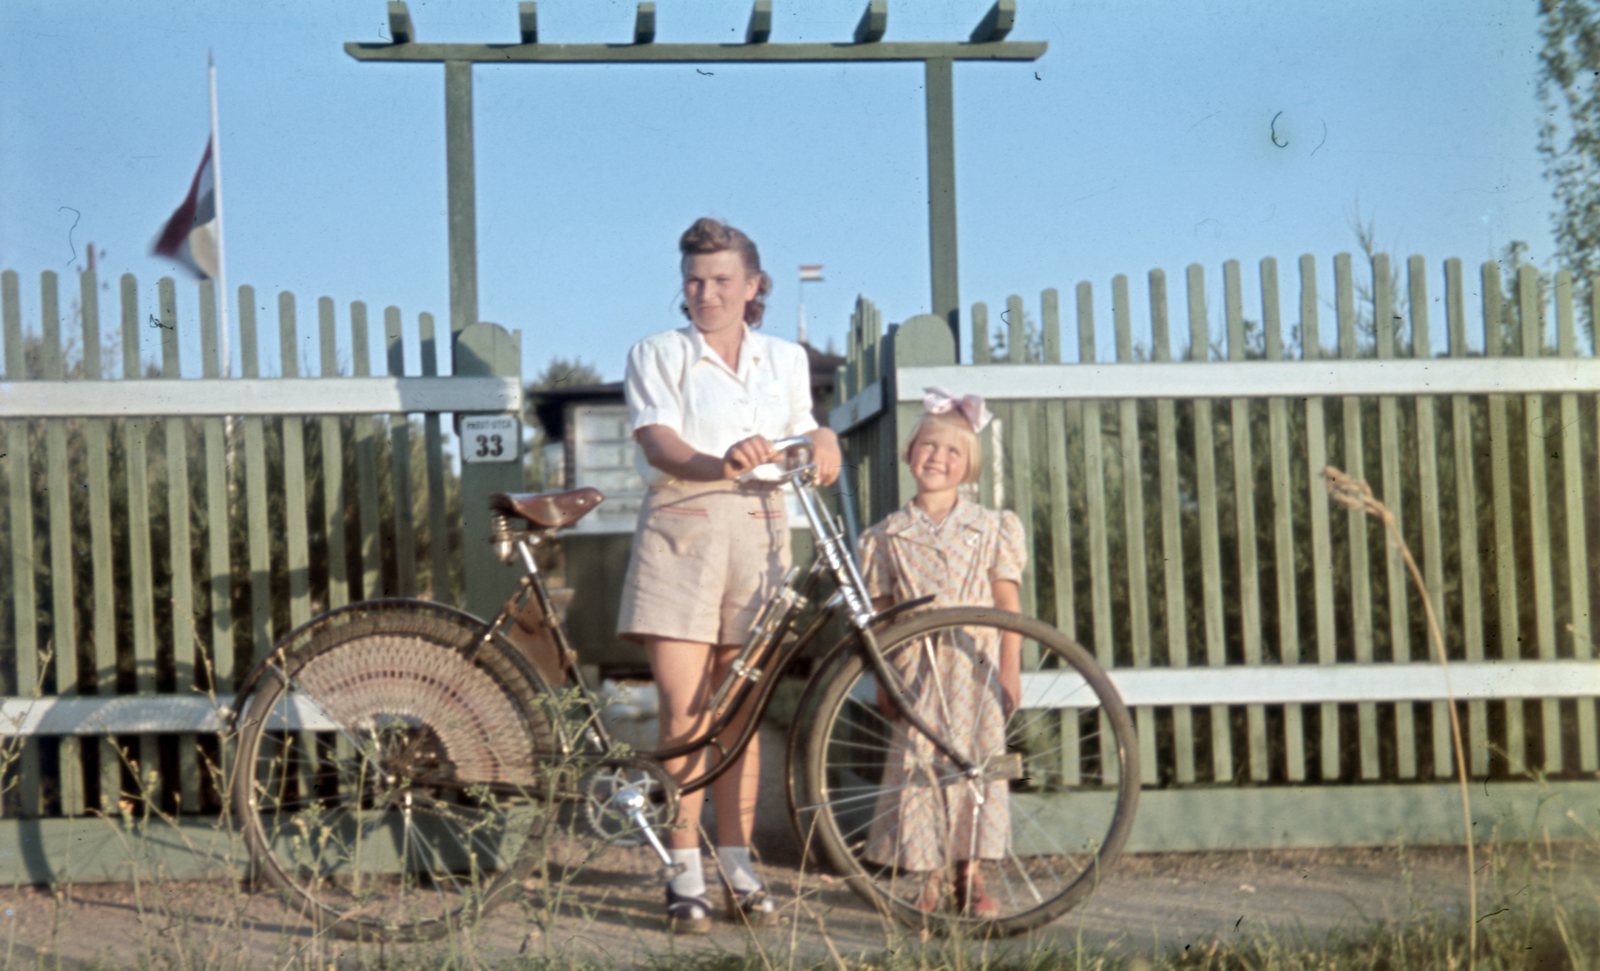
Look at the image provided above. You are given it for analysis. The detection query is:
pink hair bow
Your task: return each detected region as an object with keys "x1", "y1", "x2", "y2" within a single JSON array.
[{"x1": 922, "y1": 386, "x2": 992, "y2": 433}]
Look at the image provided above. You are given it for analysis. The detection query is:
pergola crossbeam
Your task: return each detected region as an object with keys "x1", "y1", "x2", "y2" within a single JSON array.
[
  {"x1": 346, "y1": 2, "x2": 1045, "y2": 360},
  {"x1": 343, "y1": 40, "x2": 1046, "y2": 63}
]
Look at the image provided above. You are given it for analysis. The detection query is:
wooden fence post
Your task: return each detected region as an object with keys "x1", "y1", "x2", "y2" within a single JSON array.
[
  {"x1": 40, "y1": 271, "x2": 83, "y2": 816},
  {"x1": 159, "y1": 278, "x2": 198, "y2": 812},
  {"x1": 1482, "y1": 262, "x2": 1522, "y2": 776},
  {"x1": 1556, "y1": 271, "x2": 1597, "y2": 773},
  {"x1": 1336, "y1": 253, "x2": 1378, "y2": 781},
  {"x1": 1263, "y1": 256, "x2": 1304, "y2": 782},
  {"x1": 456, "y1": 321, "x2": 523, "y2": 622},
  {"x1": 888, "y1": 314, "x2": 954, "y2": 512},
  {"x1": 317, "y1": 297, "x2": 350, "y2": 611},
  {"x1": 1224, "y1": 260, "x2": 1268, "y2": 783},
  {"x1": 420, "y1": 312, "x2": 452, "y2": 603}
]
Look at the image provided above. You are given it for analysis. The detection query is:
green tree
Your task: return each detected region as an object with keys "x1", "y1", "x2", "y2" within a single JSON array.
[
  {"x1": 1537, "y1": 0, "x2": 1600, "y2": 343},
  {"x1": 529, "y1": 356, "x2": 604, "y2": 393},
  {"x1": 988, "y1": 310, "x2": 1043, "y2": 362}
]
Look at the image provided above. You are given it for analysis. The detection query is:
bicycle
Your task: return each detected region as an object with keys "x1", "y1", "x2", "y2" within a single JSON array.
[{"x1": 228, "y1": 437, "x2": 1139, "y2": 941}]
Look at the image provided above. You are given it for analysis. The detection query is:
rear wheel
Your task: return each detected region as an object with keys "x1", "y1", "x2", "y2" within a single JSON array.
[
  {"x1": 232, "y1": 605, "x2": 556, "y2": 941},
  {"x1": 799, "y1": 607, "x2": 1139, "y2": 936}
]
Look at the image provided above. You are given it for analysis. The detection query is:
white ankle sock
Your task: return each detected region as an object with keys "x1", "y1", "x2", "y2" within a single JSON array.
[
  {"x1": 667, "y1": 848, "x2": 705, "y2": 898},
  {"x1": 716, "y1": 845, "x2": 762, "y2": 893}
]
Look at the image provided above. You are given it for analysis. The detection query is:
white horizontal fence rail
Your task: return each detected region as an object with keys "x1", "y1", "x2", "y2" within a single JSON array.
[
  {"x1": 0, "y1": 375, "x2": 522, "y2": 417},
  {"x1": 896, "y1": 357, "x2": 1600, "y2": 403},
  {"x1": 9, "y1": 660, "x2": 1594, "y2": 736},
  {"x1": 1023, "y1": 661, "x2": 1600, "y2": 709},
  {"x1": 831, "y1": 357, "x2": 1600, "y2": 432},
  {"x1": 0, "y1": 693, "x2": 331, "y2": 735}
]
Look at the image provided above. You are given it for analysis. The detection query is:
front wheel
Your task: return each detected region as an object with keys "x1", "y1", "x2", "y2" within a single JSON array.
[{"x1": 798, "y1": 607, "x2": 1139, "y2": 936}]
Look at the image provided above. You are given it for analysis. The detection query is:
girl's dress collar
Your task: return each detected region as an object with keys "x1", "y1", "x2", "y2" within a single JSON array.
[{"x1": 887, "y1": 496, "x2": 982, "y2": 539}]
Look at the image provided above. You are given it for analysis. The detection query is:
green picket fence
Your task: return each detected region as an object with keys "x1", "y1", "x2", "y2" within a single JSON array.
[
  {"x1": 832, "y1": 255, "x2": 1600, "y2": 849},
  {"x1": 0, "y1": 268, "x2": 520, "y2": 838}
]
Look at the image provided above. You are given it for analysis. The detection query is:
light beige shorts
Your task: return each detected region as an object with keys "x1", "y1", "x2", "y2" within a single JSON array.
[{"x1": 616, "y1": 479, "x2": 791, "y2": 646}]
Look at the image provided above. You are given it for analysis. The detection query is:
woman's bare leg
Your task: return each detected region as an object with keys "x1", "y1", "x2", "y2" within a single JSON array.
[
  {"x1": 647, "y1": 638, "x2": 716, "y2": 850},
  {"x1": 706, "y1": 642, "x2": 761, "y2": 848},
  {"x1": 646, "y1": 638, "x2": 763, "y2": 850}
]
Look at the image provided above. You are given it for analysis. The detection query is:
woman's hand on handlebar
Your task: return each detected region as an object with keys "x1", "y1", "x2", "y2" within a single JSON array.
[
  {"x1": 805, "y1": 428, "x2": 841, "y2": 486},
  {"x1": 722, "y1": 435, "x2": 776, "y2": 479},
  {"x1": 722, "y1": 429, "x2": 841, "y2": 484}
]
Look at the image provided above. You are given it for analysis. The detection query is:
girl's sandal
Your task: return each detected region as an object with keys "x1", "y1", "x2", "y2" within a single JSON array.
[
  {"x1": 953, "y1": 866, "x2": 1000, "y2": 919},
  {"x1": 665, "y1": 886, "x2": 713, "y2": 934},
  {"x1": 723, "y1": 883, "x2": 778, "y2": 927},
  {"x1": 914, "y1": 871, "x2": 945, "y2": 913}
]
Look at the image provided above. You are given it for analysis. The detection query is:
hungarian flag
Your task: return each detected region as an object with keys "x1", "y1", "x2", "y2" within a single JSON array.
[
  {"x1": 152, "y1": 140, "x2": 219, "y2": 278},
  {"x1": 799, "y1": 264, "x2": 824, "y2": 281}
]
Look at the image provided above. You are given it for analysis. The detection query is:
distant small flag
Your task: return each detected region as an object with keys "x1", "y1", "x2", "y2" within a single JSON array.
[
  {"x1": 152, "y1": 140, "x2": 219, "y2": 278},
  {"x1": 799, "y1": 264, "x2": 824, "y2": 282}
]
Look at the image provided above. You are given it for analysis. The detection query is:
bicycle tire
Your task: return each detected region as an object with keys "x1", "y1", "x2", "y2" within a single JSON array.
[
  {"x1": 232, "y1": 604, "x2": 557, "y2": 942},
  {"x1": 798, "y1": 607, "x2": 1139, "y2": 936}
]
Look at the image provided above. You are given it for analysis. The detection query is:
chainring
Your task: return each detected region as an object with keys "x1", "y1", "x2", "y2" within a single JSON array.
[{"x1": 580, "y1": 757, "x2": 679, "y2": 845}]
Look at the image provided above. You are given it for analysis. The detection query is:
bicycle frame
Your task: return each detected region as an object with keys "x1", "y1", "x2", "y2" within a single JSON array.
[{"x1": 480, "y1": 436, "x2": 984, "y2": 794}]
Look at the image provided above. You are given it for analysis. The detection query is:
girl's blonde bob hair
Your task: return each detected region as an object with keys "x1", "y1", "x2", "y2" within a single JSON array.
[{"x1": 902, "y1": 410, "x2": 983, "y2": 485}]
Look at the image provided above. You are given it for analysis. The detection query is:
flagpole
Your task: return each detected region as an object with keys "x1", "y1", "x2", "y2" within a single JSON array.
[
  {"x1": 797, "y1": 265, "x2": 822, "y2": 346},
  {"x1": 208, "y1": 49, "x2": 231, "y2": 378}
]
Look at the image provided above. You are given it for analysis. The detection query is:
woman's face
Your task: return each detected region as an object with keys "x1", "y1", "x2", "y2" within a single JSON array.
[
  {"x1": 683, "y1": 250, "x2": 759, "y2": 338},
  {"x1": 908, "y1": 423, "x2": 971, "y2": 495}
]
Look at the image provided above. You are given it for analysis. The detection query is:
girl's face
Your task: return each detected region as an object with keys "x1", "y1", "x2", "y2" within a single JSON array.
[
  {"x1": 683, "y1": 250, "x2": 758, "y2": 338},
  {"x1": 908, "y1": 423, "x2": 971, "y2": 495}
]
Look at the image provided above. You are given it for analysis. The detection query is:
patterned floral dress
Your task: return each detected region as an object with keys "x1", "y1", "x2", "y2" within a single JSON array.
[{"x1": 856, "y1": 499, "x2": 1027, "y2": 870}]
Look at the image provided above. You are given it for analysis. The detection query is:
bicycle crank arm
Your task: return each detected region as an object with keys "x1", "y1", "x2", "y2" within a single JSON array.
[{"x1": 614, "y1": 787, "x2": 681, "y2": 877}]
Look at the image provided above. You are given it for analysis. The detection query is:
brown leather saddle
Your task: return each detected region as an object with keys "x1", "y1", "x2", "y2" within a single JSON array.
[{"x1": 488, "y1": 487, "x2": 604, "y2": 530}]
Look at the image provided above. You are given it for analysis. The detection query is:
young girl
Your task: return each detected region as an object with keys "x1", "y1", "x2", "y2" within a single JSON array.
[{"x1": 855, "y1": 388, "x2": 1025, "y2": 917}]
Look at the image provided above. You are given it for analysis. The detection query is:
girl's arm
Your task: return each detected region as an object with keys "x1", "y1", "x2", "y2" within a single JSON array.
[{"x1": 993, "y1": 579, "x2": 1023, "y2": 716}]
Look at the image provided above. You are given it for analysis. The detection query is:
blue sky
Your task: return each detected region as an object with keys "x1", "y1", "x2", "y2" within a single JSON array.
[{"x1": 1, "y1": 0, "x2": 1553, "y2": 385}]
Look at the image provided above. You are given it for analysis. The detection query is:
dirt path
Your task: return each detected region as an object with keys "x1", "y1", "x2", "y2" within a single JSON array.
[
  {"x1": 4, "y1": 841, "x2": 1568, "y2": 969},
  {"x1": 0, "y1": 727, "x2": 1591, "y2": 968}
]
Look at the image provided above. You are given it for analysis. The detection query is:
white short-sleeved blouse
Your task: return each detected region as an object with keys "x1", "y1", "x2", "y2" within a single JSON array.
[{"x1": 624, "y1": 324, "x2": 818, "y2": 485}]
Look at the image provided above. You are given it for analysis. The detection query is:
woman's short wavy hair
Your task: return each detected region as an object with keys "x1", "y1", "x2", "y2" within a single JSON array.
[{"x1": 679, "y1": 217, "x2": 773, "y2": 327}]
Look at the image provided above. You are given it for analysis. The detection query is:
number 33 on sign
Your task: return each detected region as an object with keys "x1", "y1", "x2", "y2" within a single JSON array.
[{"x1": 460, "y1": 414, "x2": 520, "y2": 464}]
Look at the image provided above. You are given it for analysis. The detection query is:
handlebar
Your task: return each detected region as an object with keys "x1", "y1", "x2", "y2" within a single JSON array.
[
  {"x1": 766, "y1": 436, "x2": 816, "y2": 481},
  {"x1": 768, "y1": 435, "x2": 814, "y2": 461}
]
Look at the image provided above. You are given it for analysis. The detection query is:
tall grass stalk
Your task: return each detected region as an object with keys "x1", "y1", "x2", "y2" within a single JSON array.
[{"x1": 1322, "y1": 466, "x2": 1476, "y2": 970}]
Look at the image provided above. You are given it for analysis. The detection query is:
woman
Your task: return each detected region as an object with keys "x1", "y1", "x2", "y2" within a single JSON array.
[{"x1": 617, "y1": 217, "x2": 841, "y2": 932}]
